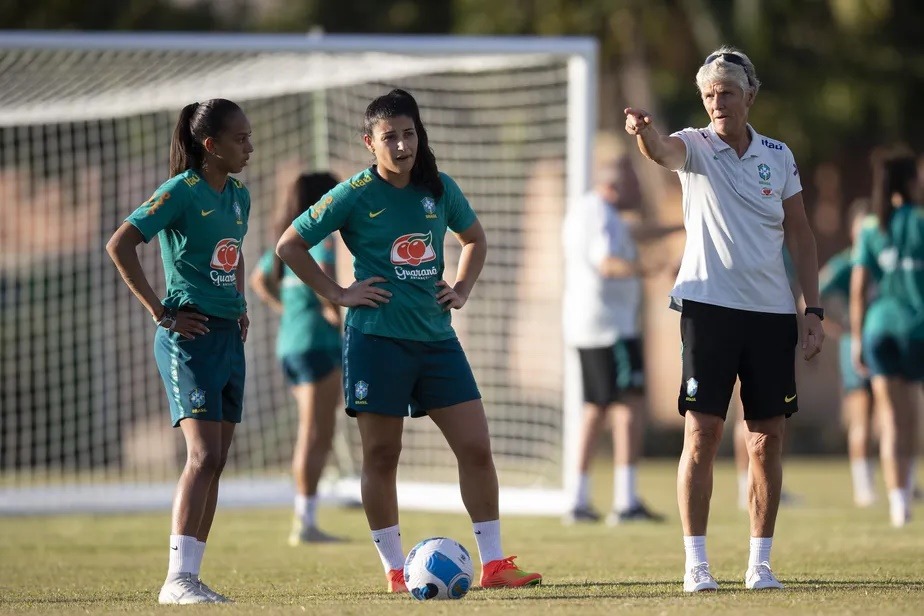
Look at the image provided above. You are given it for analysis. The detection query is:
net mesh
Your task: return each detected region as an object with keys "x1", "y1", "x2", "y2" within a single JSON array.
[{"x1": 0, "y1": 40, "x2": 575, "y2": 512}]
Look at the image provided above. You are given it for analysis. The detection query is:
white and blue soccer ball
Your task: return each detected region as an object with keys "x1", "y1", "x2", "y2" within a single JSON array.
[{"x1": 403, "y1": 537, "x2": 474, "y2": 600}]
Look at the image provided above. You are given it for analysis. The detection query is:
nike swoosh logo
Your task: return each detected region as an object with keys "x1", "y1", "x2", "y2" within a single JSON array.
[
  {"x1": 170, "y1": 546, "x2": 178, "y2": 550},
  {"x1": 474, "y1": 530, "x2": 481, "y2": 535},
  {"x1": 369, "y1": 209, "x2": 386, "y2": 218},
  {"x1": 201, "y1": 209, "x2": 215, "y2": 217},
  {"x1": 784, "y1": 394, "x2": 797, "y2": 403},
  {"x1": 374, "y1": 539, "x2": 380, "y2": 543}
]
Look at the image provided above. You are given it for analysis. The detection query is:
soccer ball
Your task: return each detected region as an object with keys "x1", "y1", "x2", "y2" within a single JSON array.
[{"x1": 403, "y1": 537, "x2": 474, "y2": 600}]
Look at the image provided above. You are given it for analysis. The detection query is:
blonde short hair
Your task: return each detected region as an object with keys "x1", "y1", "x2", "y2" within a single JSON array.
[{"x1": 695, "y1": 46, "x2": 761, "y2": 97}]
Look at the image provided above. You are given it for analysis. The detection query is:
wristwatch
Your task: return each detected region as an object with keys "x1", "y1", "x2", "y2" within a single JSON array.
[
  {"x1": 154, "y1": 306, "x2": 178, "y2": 330},
  {"x1": 804, "y1": 306, "x2": 825, "y2": 321}
]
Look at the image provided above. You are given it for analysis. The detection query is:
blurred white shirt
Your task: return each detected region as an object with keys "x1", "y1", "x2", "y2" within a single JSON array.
[{"x1": 562, "y1": 191, "x2": 642, "y2": 347}]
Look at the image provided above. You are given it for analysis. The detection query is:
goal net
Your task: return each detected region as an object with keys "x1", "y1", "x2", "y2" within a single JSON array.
[{"x1": 0, "y1": 33, "x2": 596, "y2": 515}]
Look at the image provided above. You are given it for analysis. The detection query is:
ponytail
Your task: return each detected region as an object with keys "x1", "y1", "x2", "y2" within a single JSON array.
[
  {"x1": 363, "y1": 89, "x2": 444, "y2": 201},
  {"x1": 271, "y1": 172, "x2": 340, "y2": 284},
  {"x1": 871, "y1": 151, "x2": 917, "y2": 234},
  {"x1": 169, "y1": 102, "x2": 203, "y2": 177},
  {"x1": 168, "y1": 99, "x2": 243, "y2": 178}
]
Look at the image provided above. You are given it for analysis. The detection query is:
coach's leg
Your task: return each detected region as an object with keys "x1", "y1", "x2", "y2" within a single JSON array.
[
  {"x1": 744, "y1": 415, "x2": 785, "y2": 538},
  {"x1": 677, "y1": 411, "x2": 724, "y2": 536}
]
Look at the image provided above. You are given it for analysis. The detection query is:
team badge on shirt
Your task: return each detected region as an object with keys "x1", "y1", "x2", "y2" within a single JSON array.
[
  {"x1": 188, "y1": 388, "x2": 206, "y2": 408},
  {"x1": 421, "y1": 196, "x2": 437, "y2": 219},
  {"x1": 354, "y1": 380, "x2": 369, "y2": 403},
  {"x1": 757, "y1": 163, "x2": 771, "y2": 182}
]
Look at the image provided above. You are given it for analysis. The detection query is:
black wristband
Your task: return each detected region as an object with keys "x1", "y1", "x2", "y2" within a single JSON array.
[{"x1": 804, "y1": 306, "x2": 825, "y2": 321}]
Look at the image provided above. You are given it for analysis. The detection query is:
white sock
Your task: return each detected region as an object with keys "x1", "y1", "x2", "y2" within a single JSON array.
[
  {"x1": 294, "y1": 494, "x2": 317, "y2": 527},
  {"x1": 851, "y1": 458, "x2": 875, "y2": 502},
  {"x1": 889, "y1": 488, "x2": 909, "y2": 524},
  {"x1": 370, "y1": 524, "x2": 405, "y2": 573},
  {"x1": 473, "y1": 519, "x2": 503, "y2": 564},
  {"x1": 191, "y1": 541, "x2": 205, "y2": 577},
  {"x1": 574, "y1": 473, "x2": 590, "y2": 508},
  {"x1": 683, "y1": 535, "x2": 707, "y2": 570},
  {"x1": 614, "y1": 465, "x2": 638, "y2": 512},
  {"x1": 748, "y1": 536, "x2": 773, "y2": 568},
  {"x1": 167, "y1": 534, "x2": 199, "y2": 576}
]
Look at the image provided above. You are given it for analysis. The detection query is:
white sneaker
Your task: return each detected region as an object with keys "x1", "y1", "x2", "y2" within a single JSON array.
[
  {"x1": 197, "y1": 578, "x2": 233, "y2": 603},
  {"x1": 683, "y1": 563, "x2": 718, "y2": 592},
  {"x1": 157, "y1": 573, "x2": 213, "y2": 604},
  {"x1": 745, "y1": 562, "x2": 784, "y2": 590},
  {"x1": 288, "y1": 520, "x2": 344, "y2": 546},
  {"x1": 890, "y1": 502, "x2": 910, "y2": 527}
]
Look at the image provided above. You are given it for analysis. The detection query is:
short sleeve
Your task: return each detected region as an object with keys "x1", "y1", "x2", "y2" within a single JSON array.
[
  {"x1": 441, "y1": 173, "x2": 477, "y2": 233},
  {"x1": 781, "y1": 147, "x2": 803, "y2": 200},
  {"x1": 853, "y1": 220, "x2": 880, "y2": 272},
  {"x1": 293, "y1": 182, "x2": 355, "y2": 248},
  {"x1": 669, "y1": 128, "x2": 698, "y2": 173},
  {"x1": 258, "y1": 249, "x2": 275, "y2": 275},
  {"x1": 309, "y1": 234, "x2": 336, "y2": 265},
  {"x1": 125, "y1": 177, "x2": 189, "y2": 242}
]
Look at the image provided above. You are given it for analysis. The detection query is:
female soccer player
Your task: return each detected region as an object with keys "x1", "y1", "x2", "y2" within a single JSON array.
[
  {"x1": 276, "y1": 89, "x2": 542, "y2": 592},
  {"x1": 851, "y1": 151, "x2": 924, "y2": 527},
  {"x1": 106, "y1": 99, "x2": 253, "y2": 604},
  {"x1": 250, "y1": 172, "x2": 344, "y2": 545}
]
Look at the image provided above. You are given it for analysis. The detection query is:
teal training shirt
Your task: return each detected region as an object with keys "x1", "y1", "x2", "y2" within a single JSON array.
[
  {"x1": 854, "y1": 206, "x2": 924, "y2": 339},
  {"x1": 126, "y1": 170, "x2": 250, "y2": 319},
  {"x1": 258, "y1": 237, "x2": 341, "y2": 358},
  {"x1": 293, "y1": 168, "x2": 477, "y2": 342}
]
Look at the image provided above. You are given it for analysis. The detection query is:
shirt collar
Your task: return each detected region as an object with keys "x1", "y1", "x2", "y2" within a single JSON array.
[{"x1": 706, "y1": 123, "x2": 761, "y2": 159}]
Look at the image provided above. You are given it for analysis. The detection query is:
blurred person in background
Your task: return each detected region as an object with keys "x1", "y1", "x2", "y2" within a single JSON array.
[
  {"x1": 562, "y1": 154, "x2": 676, "y2": 526},
  {"x1": 106, "y1": 99, "x2": 253, "y2": 604},
  {"x1": 625, "y1": 46, "x2": 824, "y2": 592},
  {"x1": 250, "y1": 172, "x2": 344, "y2": 545},
  {"x1": 851, "y1": 151, "x2": 924, "y2": 527},
  {"x1": 816, "y1": 198, "x2": 878, "y2": 507}
]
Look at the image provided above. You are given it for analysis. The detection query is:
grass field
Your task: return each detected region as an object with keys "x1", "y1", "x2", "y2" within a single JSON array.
[{"x1": 1, "y1": 458, "x2": 923, "y2": 615}]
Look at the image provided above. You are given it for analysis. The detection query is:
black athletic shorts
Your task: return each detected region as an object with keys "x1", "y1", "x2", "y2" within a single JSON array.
[
  {"x1": 678, "y1": 300, "x2": 798, "y2": 420},
  {"x1": 577, "y1": 338, "x2": 645, "y2": 406}
]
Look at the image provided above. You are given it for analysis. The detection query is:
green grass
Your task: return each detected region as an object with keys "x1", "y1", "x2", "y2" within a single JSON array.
[{"x1": 1, "y1": 458, "x2": 923, "y2": 615}]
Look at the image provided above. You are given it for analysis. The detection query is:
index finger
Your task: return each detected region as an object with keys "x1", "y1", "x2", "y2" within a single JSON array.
[
  {"x1": 186, "y1": 313, "x2": 209, "y2": 322},
  {"x1": 363, "y1": 276, "x2": 388, "y2": 284}
]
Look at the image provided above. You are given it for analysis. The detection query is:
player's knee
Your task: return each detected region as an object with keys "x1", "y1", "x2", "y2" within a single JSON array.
[
  {"x1": 687, "y1": 418, "x2": 723, "y2": 450},
  {"x1": 186, "y1": 447, "x2": 223, "y2": 477},
  {"x1": 456, "y1": 439, "x2": 493, "y2": 470},
  {"x1": 363, "y1": 442, "x2": 402, "y2": 474},
  {"x1": 746, "y1": 430, "x2": 783, "y2": 461}
]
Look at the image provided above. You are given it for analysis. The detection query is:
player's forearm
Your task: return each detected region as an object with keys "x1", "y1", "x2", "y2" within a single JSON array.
[
  {"x1": 599, "y1": 256, "x2": 637, "y2": 278},
  {"x1": 453, "y1": 237, "x2": 486, "y2": 302},
  {"x1": 849, "y1": 266, "x2": 869, "y2": 340},
  {"x1": 236, "y1": 253, "x2": 247, "y2": 310},
  {"x1": 106, "y1": 236, "x2": 163, "y2": 319},
  {"x1": 277, "y1": 231, "x2": 343, "y2": 304}
]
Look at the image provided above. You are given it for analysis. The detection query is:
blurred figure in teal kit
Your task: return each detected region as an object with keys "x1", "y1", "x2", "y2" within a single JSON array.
[{"x1": 250, "y1": 172, "x2": 344, "y2": 545}]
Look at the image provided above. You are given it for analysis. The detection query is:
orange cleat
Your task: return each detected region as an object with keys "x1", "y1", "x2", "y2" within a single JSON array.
[
  {"x1": 387, "y1": 568, "x2": 408, "y2": 593},
  {"x1": 480, "y1": 556, "x2": 542, "y2": 588}
]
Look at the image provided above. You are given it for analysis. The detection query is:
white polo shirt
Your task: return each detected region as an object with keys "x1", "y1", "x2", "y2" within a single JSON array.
[
  {"x1": 562, "y1": 191, "x2": 642, "y2": 347},
  {"x1": 670, "y1": 124, "x2": 802, "y2": 314}
]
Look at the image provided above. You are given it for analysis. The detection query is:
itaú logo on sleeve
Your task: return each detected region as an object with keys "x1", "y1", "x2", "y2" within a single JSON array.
[
  {"x1": 210, "y1": 238, "x2": 240, "y2": 285},
  {"x1": 391, "y1": 231, "x2": 438, "y2": 281}
]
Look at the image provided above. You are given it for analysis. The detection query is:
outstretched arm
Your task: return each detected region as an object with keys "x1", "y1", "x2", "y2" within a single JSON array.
[{"x1": 624, "y1": 107, "x2": 687, "y2": 171}]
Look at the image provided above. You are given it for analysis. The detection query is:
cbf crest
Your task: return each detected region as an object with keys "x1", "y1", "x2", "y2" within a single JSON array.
[
  {"x1": 354, "y1": 380, "x2": 369, "y2": 404},
  {"x1": 421, "y1": 196, "x2": 437, "y2": 219},
  {"x1": 757, "y1": 163, "x2": 771, "y2": 182},
  {"x1": 188, "y1": 388, "x2": 206, "y2": 408},
  {"x1": 233, "y1": 201, "x2": 243, "y2": 225}
]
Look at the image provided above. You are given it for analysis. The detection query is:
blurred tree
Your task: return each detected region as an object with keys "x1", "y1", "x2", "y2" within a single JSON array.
[
  {"x1": 254, "y1": 0, "x2": 451, "y2": 33},
  {"x1": 0, "y1": 0, "x2": 226, "y2": 30}
]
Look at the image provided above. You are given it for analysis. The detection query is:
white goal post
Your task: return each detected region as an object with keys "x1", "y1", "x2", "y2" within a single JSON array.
[{"x1": 0, "y1": 31, "x2": 596, "y2": 515}]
